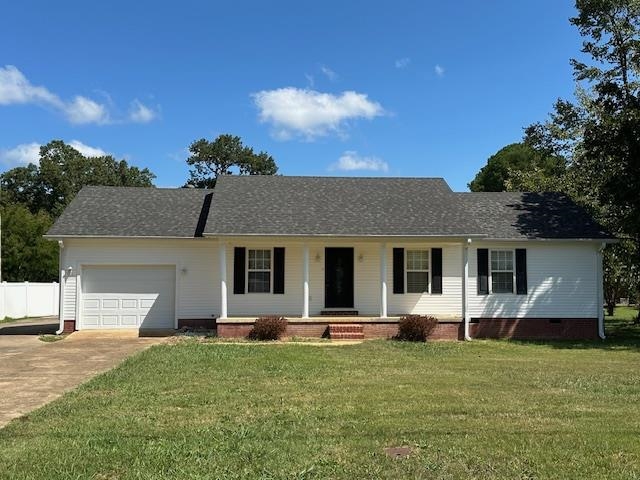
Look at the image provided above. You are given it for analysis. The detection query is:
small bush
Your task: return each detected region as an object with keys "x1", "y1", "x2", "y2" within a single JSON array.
[
  {"x1": 250, "y1": 316, "x2": 288, "y2": 340},
  {"x1": 396, "y1": 315, "x2": 438, "y2": 342}
]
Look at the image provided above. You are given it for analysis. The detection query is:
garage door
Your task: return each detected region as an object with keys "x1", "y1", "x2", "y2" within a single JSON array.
[{"x1": 81, "y1": 266, "x2": 175, "y2": 329}]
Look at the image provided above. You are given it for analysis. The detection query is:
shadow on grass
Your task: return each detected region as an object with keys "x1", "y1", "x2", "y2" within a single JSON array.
[{"x1": 543, "y1": 317, "x2": 640, "y2": 351}]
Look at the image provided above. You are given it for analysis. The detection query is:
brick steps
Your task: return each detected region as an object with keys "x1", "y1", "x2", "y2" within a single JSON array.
[{"x1": 329, "y1": 323, "x2": 364, "y2": 340}]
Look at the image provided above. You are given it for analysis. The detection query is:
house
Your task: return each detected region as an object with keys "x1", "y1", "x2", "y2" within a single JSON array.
[{"x1": 45, "y1": 176, "x2": 614, "y2": 340}]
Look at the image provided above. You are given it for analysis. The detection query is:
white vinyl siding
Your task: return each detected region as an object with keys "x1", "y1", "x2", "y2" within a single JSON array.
[
  {"x1": 469, "y1": 242, "x2": 599, "y2": 318},
  {"x1": 61, "y1": 238, "x2": 219, "y2": 327},
  {"x1": 389, "y1": 244, "x2": 463, "y2": 317}
]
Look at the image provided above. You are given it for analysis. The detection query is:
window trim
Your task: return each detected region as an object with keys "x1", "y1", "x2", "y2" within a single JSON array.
[
  {"x1": 489, "y1": 249, "x2": 515, "y2": 294},
  {"x1": 405, "y1": 248, "x2": 431, "y2": 294},
  {"x1": 246, "y1": 248, "x2": 273, "y2": 294}
]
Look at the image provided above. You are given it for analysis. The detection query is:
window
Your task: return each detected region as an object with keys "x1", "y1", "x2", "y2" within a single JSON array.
[
  {"x1": 406, "y1": 250, "x2": 429, "y2": 293},
  {"x1": 248, "y1": 249, "x2": 271, "y2": 293},
  {"x1": 490, "y1": 250, "x2": 514, "y2": 293}
]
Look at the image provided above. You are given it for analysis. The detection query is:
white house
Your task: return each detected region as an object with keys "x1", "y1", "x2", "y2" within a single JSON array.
[{"x1": 45, "y1": 176, "x2": 614, "y2": 340}]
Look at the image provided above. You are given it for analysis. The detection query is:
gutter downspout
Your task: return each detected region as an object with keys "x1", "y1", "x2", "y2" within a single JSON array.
[
  {"x1": 463, "y1": 238, "x2": 472, "y2": 341},
  {"x1": 597, "y1": 242, "x2": 606, "y2": 340},
  {"x1": 56, "y1": 241, "x2": 65, "y2": 335}
]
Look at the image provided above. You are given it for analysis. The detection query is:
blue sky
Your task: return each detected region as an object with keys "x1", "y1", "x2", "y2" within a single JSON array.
[{"x1": 0, "y1": 1, "x2": 582, "y2": 191}]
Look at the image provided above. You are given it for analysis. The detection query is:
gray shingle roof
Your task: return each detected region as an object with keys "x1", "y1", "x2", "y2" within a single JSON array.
[
  {"x1": 205, "y1": 176, "x2": 483, "y2": 236},
  {"x1": 456, "y1": 192, "x2": 611, "y2": 239},
  {"x1": 46, "y1": 186, "x2": 213, "y2": 238},
  {"x1": 46, "y1": 177, "x2": 613, "y2": 240}
]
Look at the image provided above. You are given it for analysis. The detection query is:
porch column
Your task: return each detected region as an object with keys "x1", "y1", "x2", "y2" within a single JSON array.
[
  {"x1": 302, "y1": 245, "x2": 310, "y2": 318},
  {"x1": 463, "y1": 239, "x2": 471, "y2": 340},
  {"x1": 380, "y1": 243, "x2": 388, "y2": 318},
  {"x1": 597, "y1": 243, "x2": 606, "y2": 339},
  {"x1": 219, "y1": 242, "x2": 228, "y2": 319}
]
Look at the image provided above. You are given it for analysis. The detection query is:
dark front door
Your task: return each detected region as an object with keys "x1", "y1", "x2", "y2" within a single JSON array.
[{"x1": 325, "y1": 248, "x2": 354, "y2": 308}]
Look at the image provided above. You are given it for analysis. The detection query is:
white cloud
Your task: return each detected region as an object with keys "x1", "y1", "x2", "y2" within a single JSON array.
[
  {"x1": 64, "y1": 96, "x2": 110, "y2": 124},
  {"x1": 0, "y1": 65, "x2": 158, "y2": 125},
  {"x1": 0, "y1": 140, "x2": 108, "y2": 167},
  {"x1": 330, "y1": 151, "x2": 389, "y2": 172},
  {"x1": 395, "y1": 57, "x2": 411, "y2": 69},
  {"x1": 128, "y1": 99, "x2": 158, "y2": 123},
  {"x1": 304, "y1": 73, "x2": 315, "y2": 88},
  {"x1": 320, "y1": 65, "x2": 338, "y2": 81},
  {"x1": 67, "y1": 140, "x2": 108, "y2": 157},
  {"x1": 252, "y1": 87, "x2": 385, "y2": 140},
  {"x1": 435, "y1": 64, "x2": 445, "y2": 77},
  {"x1": 0, "y1": 142, "x2": 41, "y2": 166}
]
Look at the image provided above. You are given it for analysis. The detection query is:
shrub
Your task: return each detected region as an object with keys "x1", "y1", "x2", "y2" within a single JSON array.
[
  {"x1": 250, "y1": 316, "x2": 288, "y2": 340},
  {"x1": 396, "y1": 315, "x2": 438, "y2": 342}
]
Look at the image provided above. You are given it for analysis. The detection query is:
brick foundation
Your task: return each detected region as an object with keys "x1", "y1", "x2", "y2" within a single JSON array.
[
  {"x1": 469, "y1": 318, "x2": 599, "y2": 340},
  {"x1": 216, "y1": 318, "x2": 599, "y2": 341},
  {"x1": 178, "y1": 318, "x2": 216, "y2": 330},
  {"x1": 62, "y1": 320, "x2": 76, "y2": 334}
]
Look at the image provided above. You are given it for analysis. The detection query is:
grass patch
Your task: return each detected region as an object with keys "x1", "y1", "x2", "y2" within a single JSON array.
[
  {"x1": 0, "y1": 316, "x2": 27, "y2": 324},
  {"x1": 38, "y1": 334, "x2": 65, "y2": 343},
  {"x1": 606, "y1": 306, "x2": 640, "y2": 344},
  {"x1": 0, "y1": 321, "x2": 639, "y2": 479}
]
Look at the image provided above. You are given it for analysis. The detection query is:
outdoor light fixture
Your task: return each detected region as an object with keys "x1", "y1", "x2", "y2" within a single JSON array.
[
  {"x1": 358, "y1": 253, "x2": 364, "y2": 262},
  {"x1": 315, "y1": 253, "x2": 321, "y2": 262},
  {"x1": 66, "y1": 266, "x2": 73, "y2": 276},
  {"x1": 181, "y1": 267, "x2": 188, "y2": 275}
]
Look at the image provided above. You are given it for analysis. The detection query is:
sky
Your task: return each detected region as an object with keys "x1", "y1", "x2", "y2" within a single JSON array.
[{"x1": 0, "y1": 1, "x2": 583, "y2": 191}]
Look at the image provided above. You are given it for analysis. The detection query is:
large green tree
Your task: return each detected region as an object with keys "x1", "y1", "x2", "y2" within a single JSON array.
[
  {"x1": 186, "y1": 134, "x2": 277, "y2": 188},
  {"x1": 468, "y1": 142, "x2": 565, "y2": 192},
  {"x1": 1, "y1": 204, "x2": 57, "y2": 282},
  {"x1": 501, "y1": 0, "x2": 640, "y2": 319},
  {"x1": 2, "y1": 140, "x2": 156, "y2": 217},
  {"x1": 1, "y1": 140, "x2": 156, "y2": 281}
]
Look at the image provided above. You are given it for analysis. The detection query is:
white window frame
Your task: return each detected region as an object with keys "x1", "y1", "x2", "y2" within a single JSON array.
[
  {"x1": 405, "y1": 249, "x2": 430, "y2": 294},
  {"x1": 247, "y1": 248, "x2": 272, "y2": 294},
  {"x1": 489, "y1": 249, "x2": 515, "y2": 294}
]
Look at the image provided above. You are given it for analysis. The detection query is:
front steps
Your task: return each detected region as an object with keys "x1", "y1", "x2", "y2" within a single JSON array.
[{"x1": 328, "y1": 323, "x2": 364, "y2": 340}]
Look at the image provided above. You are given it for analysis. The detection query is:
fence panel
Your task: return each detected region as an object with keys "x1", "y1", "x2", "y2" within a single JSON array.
[{"x1": 0, "y1": 282, "x2": 59, "y2": 319}]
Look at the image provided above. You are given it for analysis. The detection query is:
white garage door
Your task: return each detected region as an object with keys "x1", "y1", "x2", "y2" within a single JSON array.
[{"x1": 81, "y1": 266, "x2": 175, "y2": 329}]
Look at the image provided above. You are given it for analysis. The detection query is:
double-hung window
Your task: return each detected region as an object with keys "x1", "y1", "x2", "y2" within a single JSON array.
[
  {"x1": 490, "y1": 250, "x2": 514, "y2": 293},
  {"x1": 248, "y1": 249, "x2": 271, "y2": 293},
  {"x1": 406, "y1": 250, "x2": 429, "y2": 293}
]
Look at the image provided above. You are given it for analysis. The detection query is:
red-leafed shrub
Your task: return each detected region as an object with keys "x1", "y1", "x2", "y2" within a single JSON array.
[
  {"x1": 250, "y1": 316, "x2": 288, "y2": 340},
  {"x1": 396, "y1": 315, "x2": 438, "y2": 342}
]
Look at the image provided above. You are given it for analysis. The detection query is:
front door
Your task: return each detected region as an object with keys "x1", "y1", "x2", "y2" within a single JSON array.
[{"x1": 324, "y1": 248, "x2": 354, "y2": 308}]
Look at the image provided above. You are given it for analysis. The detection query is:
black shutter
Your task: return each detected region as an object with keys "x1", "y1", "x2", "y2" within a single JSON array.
[
  {"x1": 233, "y1": 247, "x2": 245, "y2": 294},
  {"x1": 515, "y1": 248, "x2": 527, "y2": 295},
  {"x1": 393, "y1": 248, "x2": 404, "y2": 294},
  {"x1": 273, "y1": 247, "x2": 285, "y2": 294},
  {"x1": 431, "y1": 248, "x2": 443, "y2": 294},
  {"x1": 477, "y1": 248, "x2": 489, "y2": 295}
]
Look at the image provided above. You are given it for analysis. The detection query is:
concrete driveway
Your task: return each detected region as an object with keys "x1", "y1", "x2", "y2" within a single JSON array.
[{"x1": 0, "y1": 318, "x2": 166, "y2": 428}]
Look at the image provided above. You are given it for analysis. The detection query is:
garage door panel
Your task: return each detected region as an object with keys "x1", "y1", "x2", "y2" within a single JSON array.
[{"x1": 81, "y1": 266, "x2": 175, "y2": 329}]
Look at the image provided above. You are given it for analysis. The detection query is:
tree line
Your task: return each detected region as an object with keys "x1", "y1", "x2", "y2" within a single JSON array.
[
  {"x1": 0, "y1": 135, "x2": 277, "y2": 282},
  {"x1": 469, "y1": 0, "x2": 640, "y2": 320}
]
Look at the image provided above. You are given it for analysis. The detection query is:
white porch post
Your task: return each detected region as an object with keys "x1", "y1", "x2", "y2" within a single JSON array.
[
  {"x1": 463, "y1": 239, "x2": 471, "y2": 340},
  {"x1": 597, "y1": 243, "x2": 606, "y2": 339},
  {"x1": 380, "y1": 243, "x2": 388, "y2": 318},
  {"x1": 219, "y1": 242, "x2": 228, "y2": 319},
  {"x1": 302, "y1": 245, "x2": 310, "y2": 318}
]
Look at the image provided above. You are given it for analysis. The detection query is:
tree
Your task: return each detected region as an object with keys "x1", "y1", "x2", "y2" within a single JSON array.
[
  {"x1": 468, "y1": 143, "x2": 565, "y2": 192},
  {"x1": 1, "y1": 140, "x2": 156, "y2": 217},
  {"x1": 1, "y1": 204, "x2": 58, "y2": 282},
  {"x1": 0, "y1": 140, "x2": 157, "y2": 281},
  {"x1": 511, "y1": 0, "x2": 640, "y2": 321},
  {"x1": 186, "y1": 134, "x2": 277, "y2": 188}
]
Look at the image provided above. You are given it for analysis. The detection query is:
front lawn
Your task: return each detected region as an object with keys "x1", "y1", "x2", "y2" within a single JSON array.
[{"x1": 1, "y1": 325, "x2": 639, "y2": 478}]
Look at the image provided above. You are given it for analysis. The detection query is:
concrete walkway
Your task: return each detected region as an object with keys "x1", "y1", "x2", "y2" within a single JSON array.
[{"x1": 0, "y1": 324, "x2": 166, "y2": 428}]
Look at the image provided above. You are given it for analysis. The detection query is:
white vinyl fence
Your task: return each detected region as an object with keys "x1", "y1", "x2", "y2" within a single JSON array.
[{"x1": 0, "y1": 282, "x2": 59, "y2": 319}]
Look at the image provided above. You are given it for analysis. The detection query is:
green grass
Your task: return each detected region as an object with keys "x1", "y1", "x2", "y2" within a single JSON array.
[
  {"x1": 0, "y1": 316, "x2": 27, "y2": 324},
  {"x1": 38, "y1": 334, "x2": 65, "y2": 343},
  {"x1": 0, "y1": 315, "x2": 639, "y2": 479}
]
